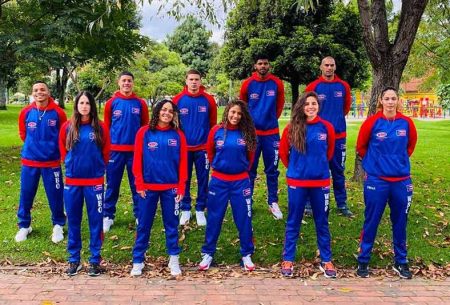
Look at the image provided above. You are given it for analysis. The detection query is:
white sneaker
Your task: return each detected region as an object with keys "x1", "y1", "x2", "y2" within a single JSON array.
[
  {"x1": 51, "y1": 224, "x2": 64, "y2": 243},
  {"x1": 241, "y1": 254, "x2": 255, "y2": 271},
  {"x1": 103, "y1": 217, "x2": 114, "y2": 233},
  {"x1": 15, "y1": 227, "x2": 32, "y2": 242},
  {"x1": 269, "y1": 202, "x2": 283, "y2": 220},
  {"x1": 198, "y1": 253, "x2": 213, "y2": 271},
  {"x1": 168, "y1": 255, "x2": 182, "y2": 276},
  {"x1": 195, "y1": 211, "x2": 207, "y2": 226},
  {"x1": 130, "y1": 262, "x2": 144, "y2": 276},
  {"x1": 179, "y1": 211, "x2": 191, "y2": 225}
]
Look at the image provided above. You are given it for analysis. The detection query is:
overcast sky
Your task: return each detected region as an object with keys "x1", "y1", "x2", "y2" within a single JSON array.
[{"x1": 139, "y1": 1, "x2": 227, "y2": 44}]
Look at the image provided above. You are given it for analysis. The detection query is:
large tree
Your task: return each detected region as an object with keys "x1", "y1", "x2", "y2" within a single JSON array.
[
  {"x1": 221, "y1": 0, "x2": 369, "y2": 103},
  {"x1": 166, "y1": 15, "x2": 214, "y2": 75}
]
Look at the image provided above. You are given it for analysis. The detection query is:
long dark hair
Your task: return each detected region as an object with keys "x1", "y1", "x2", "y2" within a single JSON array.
[
  {"x1": 66, "y1": 91, "x2": 103, "y2": 150},
  {"x1": 221, "y1": 100, "x2": 256, "y2": 151},
  {"x1": 289, "y1": 91, "x2": 320, "y2": 153},
  {"x1": 376, "y1": 86, "x2": 400, "y2": 112},
  {"x1": 149, "y1": 99, "x2": 180, "y2": 130}
]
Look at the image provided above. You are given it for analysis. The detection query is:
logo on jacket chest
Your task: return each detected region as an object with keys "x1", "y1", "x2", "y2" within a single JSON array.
[
  {"x1": 48, "y1": 119, "x2": 57, "y2": 127},
  {"x1": 318, "y1": 94, "x2": 326, "y2": 101},
  {"x1": 376, "y1": 132, "x2": 388, "y2": 141},
  {"x1": 237, "y1": 138, "x2": 246, "y2": 146},
  {"x1": 113, "y1": 110, "x2": 122, "y2": 117},
  {"x1": 132, "y1": 107, "x2": 140, "y2": 114},
  {"x1": 198, "y1": 106, "x2": 207, "y2": 113},
  {"x1": 179, "y1": 108, "x2": 189, "y2": 115},
  {"x1": 147, "y1": 141, "x2": 158, "y2": 150},
  {"x1": 89, "y1": 132, "x2": 95, "y2": 141},
  {"x1": 216, "y1": 140, "x2": 224, "y2": 149},
  {"x1": 27, "y1": 121, "x2": 37, "y2": 130},
  {"x1": 249, "y1": 93, "x2": 259, "y2": 100}
]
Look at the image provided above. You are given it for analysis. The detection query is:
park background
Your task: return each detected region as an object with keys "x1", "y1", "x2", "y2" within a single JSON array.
[{"x1": 0, "y1": 0, "x2": 449, "y2": 275}]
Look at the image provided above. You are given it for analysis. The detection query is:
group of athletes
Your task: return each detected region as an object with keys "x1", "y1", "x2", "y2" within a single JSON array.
[{"x1": 15, "y1": 54, "x2": 417, "y2": 279}]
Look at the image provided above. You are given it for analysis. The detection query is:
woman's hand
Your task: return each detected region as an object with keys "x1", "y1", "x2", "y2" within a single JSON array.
[
  {"x1": 175, "y1": 194, "x2": 183, "y2": 203},
  {"x1": 138, "y1": 190, "x2": 146, "y2": 198}
]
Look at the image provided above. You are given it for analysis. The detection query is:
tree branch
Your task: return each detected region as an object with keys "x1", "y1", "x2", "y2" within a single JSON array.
[{"x1": 357, "y1": 0, "x2": 380, "y2": 67}]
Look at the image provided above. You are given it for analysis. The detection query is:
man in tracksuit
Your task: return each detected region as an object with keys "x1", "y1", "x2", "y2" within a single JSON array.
[
  {"x1": 305, "y1": 56, "x2": 353, "y2": 217},
  {"x1": 103, "y1": 71, "x2": 149, "y2": 232},
  {"x1": 240, "y1": 55, "x2": 285, "y2": 219},
  {"x1": 173, "y1": 69, "x2": 217, "y2": 226},
  {"x1": 16, "y1": 81, "x2": 67, "y2": 243}
]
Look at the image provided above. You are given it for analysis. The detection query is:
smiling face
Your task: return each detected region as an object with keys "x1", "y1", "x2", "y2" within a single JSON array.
[
  {"x1": 118, "y1": 75, "x2": 134, "y2": 96},
  {"x1": 77, "y1": 94, "x2": 91, "y2": 120},
  {"x1": 380, "y1": 89, "x2": 399, "y2": 116},
  {"x1": 303, "y1": 96, "x2": 319, "y2": 121},
  {"x1": 227, "y1": 105, "x2": 242, "y2": 126},
  {"x1": 32, "y1": 83, "x2": 50, "y2": 106},
  {"x1": 158, "y1": 102, "x2": 174, "y2": 127}
]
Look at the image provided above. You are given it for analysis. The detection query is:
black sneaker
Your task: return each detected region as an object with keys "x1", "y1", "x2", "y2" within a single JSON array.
[
  {"x1": 66, "y1": 262, "x2": 81, "y2": 276},
  {"x1": 393, "y1": 262, "x2": 412, "y2": 279},
  {"x1": 337, "y1": 206, "x2": 354, "y2": 217},
  {"x1": 356, "y1": 263, "x2": 369, "y2": 278},
  {"x1": 304, "y1": 203, "x2": 313, "y2": 217},
  {"x1": 88, "y1": 263, "x2": 101, "y2": 277}
]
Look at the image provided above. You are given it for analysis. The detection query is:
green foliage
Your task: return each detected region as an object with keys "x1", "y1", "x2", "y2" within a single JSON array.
[
  {"x1": 166, "y1": 15, "x2": 213, "y2": 75},
  {"x1": 403, "y1": 0, "x2": 450, "y2": 89},
  {"x1": 437, "y1": 84, "x2": 450, "y2": 109},
  {"x1": 221, "y1": 0, "x2": 369, "y2": 102},
  {"x1": 0, "y1": 105, "x2": 449, "y2": 268}
]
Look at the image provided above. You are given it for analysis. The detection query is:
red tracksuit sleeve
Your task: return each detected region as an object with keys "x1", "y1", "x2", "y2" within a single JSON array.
[
  {"x1": 132, "y1": 127, "x2": 147, "y2": 192},
  {"x1": 206, "y1": 125, "x2": 220, "y2": 164},
  {"x1": 343, "y1": 81, "x2": 352, "y2": 116},
  {"x1": 58, "y1": 121, "x2": 70, "y2": 162},
  {"x1": 100, "y1": 122, "x2": 111, "y2": 164},
  {"x1": 322, "y1": 120, "x2": 336, "y2": 161},
  {"x1": 406, "y1": 117, "x2": 418, "y2": 156},
  {"x1": 56, "y1": 106, "x2": 67, "y2": 128},
  {"x1": 206, "y1": 95, "x2": 217, "y2": 128},
  {"x1": 18, "y1": 107, "x2": 29, "y2": 142},
  {"x1": 177, "y1": 130, "x2": 188, "y2": 195},
  {"x1": 274, "y1": 78, "x2": 285, "y2": 118},
  {"x1": 356, "y1": 115, "x2": 377, "y2": 158},
  {"x1": 279, "y1": 125, "x2": 290, "y2": 168},
  {"x1": 247, "y1": 149, "x2": 255, "y2": 171},
  {"x1": 305, "y1": 79, "x2": 319, "y2": 93},
  {"x1": 103, "y1": 98, "x2": 113, "y2": 128},
  {"x1": 239, "y1": 79, "x2": 250, "y2": 102},
  {"x1": 140, "y1": 99, "x2": 149, "y2": 126}
]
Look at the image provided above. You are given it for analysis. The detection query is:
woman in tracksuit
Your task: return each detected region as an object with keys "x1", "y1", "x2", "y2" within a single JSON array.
[
  {"x1": 130, "y1": 100, "x2": 187, "y2": 277},
  {"x1": 198, "y1": 100, "x2": 257, "y2": 271},
  {"x1": 356, "y1": 87, "x2": 417, "y2": 279},
  {"x1": 59, "y1": 91, "x2": 110, "y2": 276},
  {"x1": 279, "y1": 91, "x2": 337, "y2": 278}
]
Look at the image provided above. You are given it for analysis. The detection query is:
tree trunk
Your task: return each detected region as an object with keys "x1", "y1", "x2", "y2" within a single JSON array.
[
  {"x1": 0, "y1": 80, "x2": 7, "y2": 110},
  {"x1": 290, "y1": 79, "x2": 300, "y2": 106},
  {"x1": 55, "y1": 67, "x2": 68, "y2": 109}
]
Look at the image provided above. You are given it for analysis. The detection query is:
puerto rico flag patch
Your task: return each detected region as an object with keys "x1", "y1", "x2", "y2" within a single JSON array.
[
  {"x1": 48, "y1": 119, "x2": 57, "y2": 126},
  {"x1": 334, "y1": 91, "x2": 343, "y2": 98},
  {"x1": 237, "y1": 138, "x2": 246, "y2": 146},
  {"x1": 266, "y1": 90, "x2": 275, "y2": 97},
  {"x1": 406, "y1": 184, "x2": 413, "y2": 192},
  {"x1": 318, "y1": 133, "x2": 327, "y2": 140},
  {"x1": 243, "y1": 188, "x2": 251, "y2": 196},
  {"x1": 132, "y1": 107, "x2": 140, "y2": 114},
  {"x1": 198, "y1": 106, "x2": 207, "y2": 113},
  {"x1": 93, "y1": 185, "x2": 103, "y2": 191},
  {"x1": 168, "y1": 139, "x2": 178, "y2": 146},
  {"x1": 396, "y1": 129, "x2": 407, "y2": 137}
]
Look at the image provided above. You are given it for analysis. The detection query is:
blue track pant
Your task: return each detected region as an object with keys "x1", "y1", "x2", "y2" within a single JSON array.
[
  {"x1": 181, "y1": 150, "x2": 209, "y2": 212},
  {"x1": 283, "y1": 186, "x2": 332, "y2": 262},
  {"x1": 17, "y1": 165, "x2": 65, "y2": 228},
  {"x1": 330, "y1": 138, "x2": 347, "y2": 208},
  {"x1": 132, "y1": 189, "x2": 181, "y2": 263},
  {"x1": 358, "y1": 176, "x2": 413, "y2": 264},
  {"x1": 64, "y1": 185, "x2": 104, "y2": 264},
  {"x1": 249, "y1": 134, "x2": 280, "y2": 205},
  {"x1": 104, "y1": 151, "x2": 139, "y2": 219},
  {"x1": 201, "y1": 177, "x2": 254, "y2": 256}
]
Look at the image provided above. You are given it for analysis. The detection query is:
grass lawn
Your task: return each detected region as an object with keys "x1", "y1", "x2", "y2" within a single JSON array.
[{"x1": 0, "y1": 104, "x2": 449, "y2": 269}]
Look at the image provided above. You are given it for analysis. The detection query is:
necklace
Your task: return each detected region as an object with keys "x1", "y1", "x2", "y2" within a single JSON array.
[{"x1": 36, "y1": 104, "x2": 48, "y2": 121}]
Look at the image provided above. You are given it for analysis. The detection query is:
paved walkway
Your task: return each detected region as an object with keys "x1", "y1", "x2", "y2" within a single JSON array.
[{"x1": 0, "y1": 269, "x2": 449, "y2": 305}]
